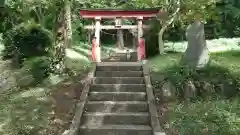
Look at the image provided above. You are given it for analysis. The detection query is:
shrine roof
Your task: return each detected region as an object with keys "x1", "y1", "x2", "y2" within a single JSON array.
[{"x1": 79, "y1": 8, "x2": 163, "y2": 18}]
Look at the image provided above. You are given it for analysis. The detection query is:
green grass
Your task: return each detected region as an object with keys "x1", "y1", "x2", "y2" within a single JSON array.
[
  {"x1": 211, "y1": 51, "x2": 240, "y2": 73},
  {"x1": 149, "y1": 50, "x2": 240, "y2": 73},
  {"x1": 167, "y1": 99, "x2": 240, "y2": 135},
  {"x1": 0, "y1": 87, "x2": 52, "y2": 135},
  {"x1": 149, "y1": 52, "x2": 182, "y2": 72},
  {"x1": 149, "y1": 51, "x2": 240, "y2": 135}
]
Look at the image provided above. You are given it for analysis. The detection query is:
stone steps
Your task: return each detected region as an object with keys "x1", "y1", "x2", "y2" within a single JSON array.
[
  {"x1": 88, "y1": 92, "x2": 147, "y2": 101},
  {"x1": 102, "y1": 52, "x2": 138, "y2": 62},
  {"x1": 95, "y1": 71, "x2": 143, "y2": 77},
  {"x1": 90, "y1": 84, "x2": 146, "y2": 92},
  {"x1": 81, "y1": 112, "x2": 150, "y2": 125},
  {"x1": 85, "y1": 101, "x2": 148, "y2": 113},
  {"x1": 79, "y1": 124, "x2": 152, "y2": 135},
  {"x1": 92, "y1": 77, "x2": 145, "y2": 84},
  {"x1": 96, "y1": 64, "x2": 142, "y2": 71},
  {"x1": 77, "y1": 62, "x2": 160, "y2": 135}
]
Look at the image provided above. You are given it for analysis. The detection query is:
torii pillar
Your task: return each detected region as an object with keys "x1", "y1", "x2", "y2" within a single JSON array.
[
  {"x1": 137, "y1": 16, "x2": 146, "y2": 61},
  {"x1": 93, "y1": 17, "x2": 101, "y2": 62}
]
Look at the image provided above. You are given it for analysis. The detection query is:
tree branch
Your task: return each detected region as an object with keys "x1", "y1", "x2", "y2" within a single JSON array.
[{"x1": 156, "y1": 0, "x2": 180, "y2": 23}]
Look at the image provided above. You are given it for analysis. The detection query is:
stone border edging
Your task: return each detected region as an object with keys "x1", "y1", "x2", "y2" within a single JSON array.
[
  {"x1": 142, "y1": 61, "x2": 166, "y2": 135},
  {"x1": 62, "y1": 63, "x2": 96, "y2": 135}
]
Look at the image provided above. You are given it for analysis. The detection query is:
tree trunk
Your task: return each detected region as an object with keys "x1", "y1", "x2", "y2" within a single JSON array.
[
  {"x1": 52, "y1": 0, "x2": 72, "y2": 73},
  {"x1": 158, "y1": 24, "x2": 167, "y2": 54},
  {"x1": 53, "y1": 8, "x2": 66, "y2": 73},
  {"x1": 64, "y1": 0, "x2": 72, "y2": 47},
  {"x1": 157, "y1": 0, "x2": 180, "y2": 55},
  {"x1": 117, "y1": 29, "x2": 124, "y2": 49},
  {"x1": 181, "y1": 20, "x2": 210, "y2": 68},
  {"x1": 158, "y1": 19, "x2": 174, "y2": 55}
]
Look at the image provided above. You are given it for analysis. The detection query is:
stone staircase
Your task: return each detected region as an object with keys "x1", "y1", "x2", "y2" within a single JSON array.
[{"x1": 75, "y1": 62, "x2": 164, "y2": 135}]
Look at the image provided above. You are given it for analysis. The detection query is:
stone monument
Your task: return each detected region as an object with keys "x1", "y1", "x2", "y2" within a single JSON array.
[{"x1": 181, "y1": 20, "x2": 210, "y2": 68}]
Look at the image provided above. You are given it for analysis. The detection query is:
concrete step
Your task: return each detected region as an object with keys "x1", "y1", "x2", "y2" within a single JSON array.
[
  {"x1": 79, "y1": 124, "x2": 152, "y2": 135},
  {"x1": 111, "y1": 52, "x2": 137, "y2": 58},
  {"x1": 111, "y1": 53, "x2": 128, "y2": 57},
  {"x1": 90, "y1": 84, "x2": 146, "y2": 92},
  {"x1": 88, "y1": 92, "x2": 147, "y2": 101},
  {"x1": 85, "y1": 101, "x2": 148, "y2": 113},
  {"x1": 95, "y1": 71, "x2": 143, "y2": 77},
  {"x1": 92, "y1": 77, "x2": 145, "y2": 84},
  {"x1": 102, "y1": 59, "x2": 137, "y2": 62},
  {"x1": 102, "y1": 57, "x2": 138, "y2": 62},
  {"x1": 81, "y1": 112, "x2": 150, "y2": 125},
  {"x1": 96, "y1": 65, "x2": 142, "y2": 71}
]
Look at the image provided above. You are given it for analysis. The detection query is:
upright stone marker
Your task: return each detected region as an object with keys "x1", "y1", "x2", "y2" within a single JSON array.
[{"x1": 182, "y1": 20, "x2": 210, "y2": 68}]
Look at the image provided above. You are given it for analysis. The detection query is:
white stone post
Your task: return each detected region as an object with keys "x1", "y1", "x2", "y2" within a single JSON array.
[{"x1": 137, "y1": 16, "x2": 143, "y2": 41}]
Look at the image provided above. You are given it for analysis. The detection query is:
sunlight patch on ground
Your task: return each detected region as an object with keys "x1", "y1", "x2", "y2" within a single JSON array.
[
  {"x1": 0, "y1": 34, "x2": 3, "y2": 53},
  {"x1": 0, "y1": 45, "x2": 3, "y2": 53},
  {"x1": 165, "y1": 38, "x2": 240, "y2": 52},
  {"x1": 149, "y1": 53, "x2": 181, "y2": 72},
  {"x1": 37, "y1": 96, "x2": 49, "y2": 101},
  {"x1": 46, "y1": 74, "x2": 66, "y2": 85},
  {"x1": 72, "y1": 46, "x2": 91, "y2": 54},
  {"x1": 20, "y1": 87, "x2": 46, "y2": 98},
  {"x1": 65, "y1": 48, "x2": 89, "y2": 61},
  {"x1": 0, "y1": 122, "x2": 8, "y2": 133}
]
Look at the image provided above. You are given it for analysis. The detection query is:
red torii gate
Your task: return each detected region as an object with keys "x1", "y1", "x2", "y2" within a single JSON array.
[{"x1": 79, "y1": 8, "x2": 161, "y2": 62}]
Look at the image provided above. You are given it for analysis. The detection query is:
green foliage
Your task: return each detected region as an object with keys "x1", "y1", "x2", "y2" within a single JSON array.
[
  {"x1": 1, "y1": 22, "x2": 53, "y2": 86},
  {"x1": 2, "y1": 22, "x2": 52, "y2": 65},
  {"x1": 14, "y1": 56, "x2": 51, "y2": 88},
  {"x1": 22, "y1": 56, "x2": 51, "y2": 84}
]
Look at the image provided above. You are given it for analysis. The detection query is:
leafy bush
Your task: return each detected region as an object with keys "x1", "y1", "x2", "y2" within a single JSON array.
[
  {"x1": 2, "y1": 22, "x2": 53, "y2": 65},
  {"x1": 21, "y1": 56, "x2": 51, "y2": 85}
]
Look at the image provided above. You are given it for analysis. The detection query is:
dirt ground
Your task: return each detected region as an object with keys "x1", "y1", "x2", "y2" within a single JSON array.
[{"x1": 43, "y1": 72, "x2": 90, "y2": 135}]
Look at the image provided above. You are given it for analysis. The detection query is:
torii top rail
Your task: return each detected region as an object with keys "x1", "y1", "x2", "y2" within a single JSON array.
[{"x1": 79, "y1": 8, "x2": 163, "y2": 62}]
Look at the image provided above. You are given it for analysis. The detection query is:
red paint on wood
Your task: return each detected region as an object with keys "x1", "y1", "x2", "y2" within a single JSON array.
[
  {"x1": 79, "y1": 9, "x2": 164, "y2": 18},
  {"x1": 92, "y1": 38, "x2": 97, "y2": 61},
  {"x1": 138, "y1": 38, "x2": 146, "y2": 60}
]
